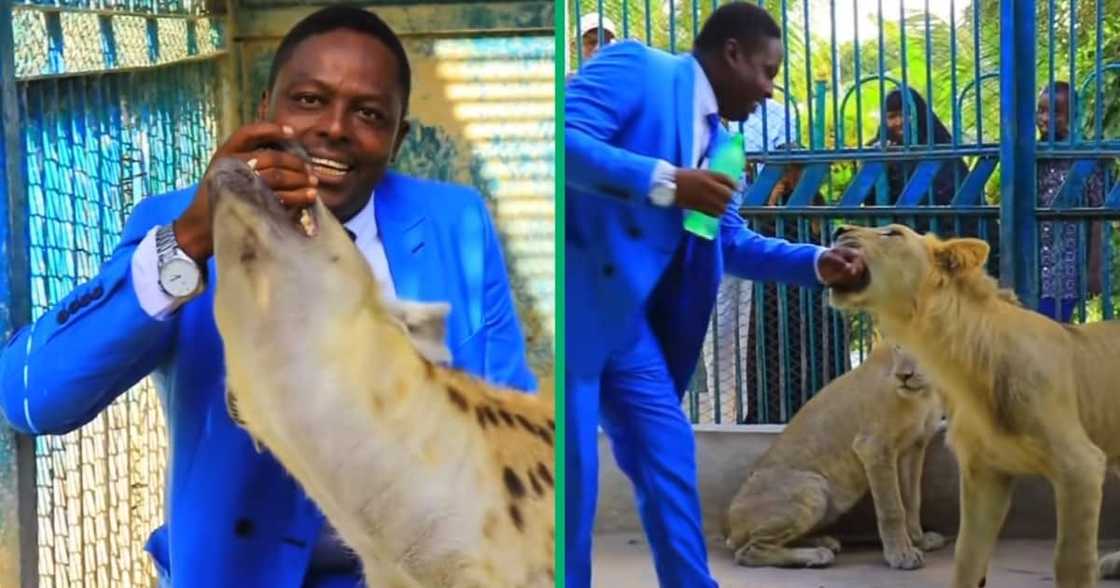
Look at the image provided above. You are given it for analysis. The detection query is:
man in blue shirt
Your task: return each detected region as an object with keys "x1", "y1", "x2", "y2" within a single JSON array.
[
  {"x1": 565, "y1": 3, "x2": 866, "y2": 586},
  {"x1": 0, "y1": 6, "x2": 535, "y2": 587}
]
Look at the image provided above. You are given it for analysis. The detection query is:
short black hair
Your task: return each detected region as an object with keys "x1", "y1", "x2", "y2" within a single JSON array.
[
  {"x1": 694, "y1": 2, "x2": 782, "y2": 57},
  {"x1": 1040, "y1": 80, "x2": 1072, "y2": 100},
  {"x1": 267, "y1": 5, "x2": 412, "y2": 114}
]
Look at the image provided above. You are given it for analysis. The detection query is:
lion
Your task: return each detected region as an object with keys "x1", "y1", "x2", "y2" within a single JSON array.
[
  {"x1": 828, "y1": 223, "x2": 1120, "y2": 588},
  {"x1": 207, "y1": 157, "x2": 555, "y2": 588},
  {"x1": 724, "y1": 343, "x2": 947, "y2": 571}
]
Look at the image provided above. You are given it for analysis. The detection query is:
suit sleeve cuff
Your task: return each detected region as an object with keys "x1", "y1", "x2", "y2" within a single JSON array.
[
  {"x1": 130, "y1": 226, "x2": 179, "y2": 321},
  {"x1": 647, "y1": 160, "x2": 677, "y2": 203}
]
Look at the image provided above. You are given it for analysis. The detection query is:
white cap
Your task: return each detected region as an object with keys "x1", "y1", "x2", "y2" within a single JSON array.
[{"x1": 580, "y1": 13, "x2": 618, "y2": 37}]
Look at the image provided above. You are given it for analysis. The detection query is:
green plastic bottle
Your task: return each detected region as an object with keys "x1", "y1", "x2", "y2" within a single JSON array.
[{"x1": 683, "y1": 132, "x2": 745, "y2": 240}]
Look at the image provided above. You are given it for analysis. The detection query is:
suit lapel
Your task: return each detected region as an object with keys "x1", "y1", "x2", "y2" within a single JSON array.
[{"x1": 373, "y1": 173, "x2": 434, "y2": 302}]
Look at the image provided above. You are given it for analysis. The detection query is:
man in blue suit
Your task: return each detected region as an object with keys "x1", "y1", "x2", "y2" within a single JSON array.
[
  {"x1": 565, "y1": 3, "x2": 866, "y2": 586},
  {"x1": 0, "y1": 6, "x2": 535, "y2": 587}
]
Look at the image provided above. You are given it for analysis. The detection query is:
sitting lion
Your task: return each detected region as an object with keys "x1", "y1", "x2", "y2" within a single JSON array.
[
  {"x1": 724, "y1": 344, "x2": 947, "y2": 570},
  {"x1": 828, "y1": 223, "x2": 1120, "y2": 588}
]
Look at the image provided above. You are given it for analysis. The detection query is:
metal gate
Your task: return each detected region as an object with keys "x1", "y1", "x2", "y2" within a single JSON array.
[{"x1": 567, "y1": 0, "x2": 1120, "y2": 424}]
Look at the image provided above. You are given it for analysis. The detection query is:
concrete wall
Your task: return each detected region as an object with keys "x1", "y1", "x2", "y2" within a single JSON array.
[
  {"x1": 594, "y1": 426, "x2": 1120, "y2": 543},
  {"x1": 229, "y1": 1, "x2": 556, "y2": 377}
]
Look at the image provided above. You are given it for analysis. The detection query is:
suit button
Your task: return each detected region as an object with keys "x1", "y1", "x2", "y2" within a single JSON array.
[
  {"x1": 79, "y1": 293, "x2": 92, "y2": 306},
  {"x1": 91, "y1": 285, "x2": 103, "y2": 299},
  {"x1": 234, "y1": 518, "x2": 254, "y2": 537},
  {"x1": 67, "y1": 300, "x2": 80, "y2": 314},
  {"x1": 57, "y1": 309, "x2": 69, "y2": 324},
  {"x1": 626, "y1": 226, "x2": 642, "y2": 238},
  {"x1": 602, "y1": 264, "x2": 615, "y2": 277}
]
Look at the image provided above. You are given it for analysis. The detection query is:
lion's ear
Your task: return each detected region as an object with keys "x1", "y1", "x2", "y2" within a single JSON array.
[{"x1": 935, "y1": 238, "x2": 990, "y2": 274}]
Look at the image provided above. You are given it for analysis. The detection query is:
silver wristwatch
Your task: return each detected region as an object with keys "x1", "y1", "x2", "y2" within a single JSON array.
[{"x1": 156, "y1": 224, "x2": 204, "y2": 299}]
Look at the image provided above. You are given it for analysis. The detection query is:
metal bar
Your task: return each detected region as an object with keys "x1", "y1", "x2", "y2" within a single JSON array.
[
  {"x1": 829, "y1": 0, "x2": 838, "y2": 151},
  {"x1": 1047, "y1": 0, "x2": 1056, "y2": 144},
  {"x1": 737, "y1": 206, "x2": 1000, "y2": 217},
  {"x1": 734, "y1": 288, "x2": 744, "y2": 424},
  {"x1": 743, "y1": 144, "x2": 1120, "y2": 164},
  {"x1": 780, "y1": 0, "x2": 791, "y2": 149},
  {"x1": 595, "y1": 0, "x2": 603, "y2": 66},
  {"x1": 0, "y1": 0, "x2": 38, "y2": 583},
  {"x1": 896, "y1": 160, "x2": 946, "y2": 206},
  {"x1": 571, "y1": 0, "x2": 581, "y2": 68},
  {"x1": 972, "y1": 0, "x2": 982, "y2": 144},
  {"x1": 16, "y1": 51, "x2": 227, "y2": 83},
  {"x1": 923, "y1": 0, "x2": 933, "y2": 149},
  {"x1": 787, "y1": 164, "x2": 827, "y2": 206},
  {"x1": 802, "y1": 0, "x2": 812, "y2": 148},
  {"x1": 876, "y1": 0, "x2": 886, "y2": 149},
  {"x1": 668, "y1": 0, "x2": 675, "y2": 53},
  {"x1": 949, "y1": 0, "x2": 958, "y2": 146},
  {"x1": 711, "y1": 295, "x2": 721, "y2": 424},
  {"x1": 1068, "y1": 0, "x2": 1076, "y2": 147},
  {"x1": 952, "y1": 157, "x2": 998, "y2": 206},
  {"x1": 812, "y1": 80, "x2": 825, "y2": 149},
  {"x1": 838, "y1": 161, "x2": 886, "y2": 206},
  {"x1": 1094, "y1": 0, "x2": 1103, "y2": 145},
  {"x1": 999, "y1": 0, "x2": 1038, "y2": 305},
  {"x1": 621, "y1": 0, "x2": 628, "y2": 39},
  {"x1": 691, "y1": 0, "x2": 698, "y2": 46},
  {"x1": 898, "y1": 0, "x2": 909, "y2": 148},
  {"x1": 1103, "y1": 222, "x2": 1113, "y2": 319},
  {"x1": 1052, "y1": 159, "x2": 1099, "y2": 208},
  {"x1": 644, "y1": 0, "x2": 651, "y2": 46},
  {"x1": 743, "y1": 163, "x2": 785, "y2": 206},
  {"x1": 852, "y1": 0, "x2": 862, "y2": 148}
]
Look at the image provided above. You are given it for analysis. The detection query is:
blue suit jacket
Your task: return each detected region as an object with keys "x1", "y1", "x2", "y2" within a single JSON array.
[
  {"x1": 0, "y1": 172, "x2": 536, "y2": 587},
  {"x1": 566, "y1": 41, "x2": 823, "y2": 392}
]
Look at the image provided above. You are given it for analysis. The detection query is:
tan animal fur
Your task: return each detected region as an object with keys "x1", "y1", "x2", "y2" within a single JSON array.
[
  {"x1": 206, "y1": 158, "x2": 555, "y2": 588},
  {"x1": 829, "y1": 223, "x2": 1120, "y2": 588},
  {"x1": 724, "y1": 344, "x2": 947, "y2": 570}
]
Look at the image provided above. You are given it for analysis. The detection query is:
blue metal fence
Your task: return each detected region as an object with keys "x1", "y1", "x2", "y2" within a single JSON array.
[
  {"x1": 1, "y1": 0, "x2": 226, "y2": 583},
  {"x1": 568, "y1": 0, "x2": 1120, "y2": 424}
]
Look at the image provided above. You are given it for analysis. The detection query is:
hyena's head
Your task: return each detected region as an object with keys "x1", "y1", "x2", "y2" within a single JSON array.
[{"x1": 208, "y1": 156, "x2": 379, "y2": 347}]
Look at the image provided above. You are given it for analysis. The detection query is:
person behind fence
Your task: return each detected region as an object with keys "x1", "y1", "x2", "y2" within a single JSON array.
[
  {"x1": 876, "y1": 86, "x2": 999, "y2": 270},
  {"x1": 0, "y1": 6, "x2": 535, "y2": 588},
  {"x1": 742, "y1": 145, "x2": 839, "y2": 420},
  {"x1": 1035, "y1": 81, "x2": 1109, "y2": 322},
  {"x1": 695, "y1": 98, "x2": 795, "y2": 423},
  {"x1": 579, "y1": 12, "x2": 617, "y2": 62},
  {"x1": 878, "y1": 87, "x2": 970, "y2": 209},
  {"x1": 565, "y1": 3, "x2": 867, "y2": 587}
]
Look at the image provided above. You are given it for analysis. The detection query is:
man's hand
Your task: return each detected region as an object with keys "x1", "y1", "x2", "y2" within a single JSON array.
[
  {"x1": 173, "y1": 123, "x2": 317, "y2": 263},
  {"x1": 674, "y1": 169, "x2": 737, "y2": 216},
  {"x1": 818, "y1": 246, "x2": 867, "y2": 288}
]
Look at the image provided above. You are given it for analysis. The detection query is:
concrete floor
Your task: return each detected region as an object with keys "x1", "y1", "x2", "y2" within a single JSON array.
[{"x1": 594, "y1": 533, "x2": 1120, "y2": 587}]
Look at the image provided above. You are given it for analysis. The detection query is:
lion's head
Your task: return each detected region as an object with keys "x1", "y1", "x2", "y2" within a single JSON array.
[
  {"x1": 888, "y1": 344, "x2": 935, "y2": 398},
  {"x1": 827, "y1": 224, "x2": 992, "y2": 316}
]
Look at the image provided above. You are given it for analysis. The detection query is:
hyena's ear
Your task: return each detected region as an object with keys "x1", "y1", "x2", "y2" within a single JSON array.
[
  {"x1": 934, "y1": 238, "x2": 990, "y2": 274},
  {"x1": 384, "y1": 299, "x2": 452, "y2": 365}
]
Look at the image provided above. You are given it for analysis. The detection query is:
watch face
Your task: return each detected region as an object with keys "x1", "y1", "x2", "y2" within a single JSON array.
[{"x1": 160, "y1": 258, "x2": 200, "y2": 297}]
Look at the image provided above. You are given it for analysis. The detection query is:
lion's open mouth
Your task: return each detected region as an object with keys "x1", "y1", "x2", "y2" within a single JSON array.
[{"x1": 829, "y1": 267, "x2": 871, "y2": 295}]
